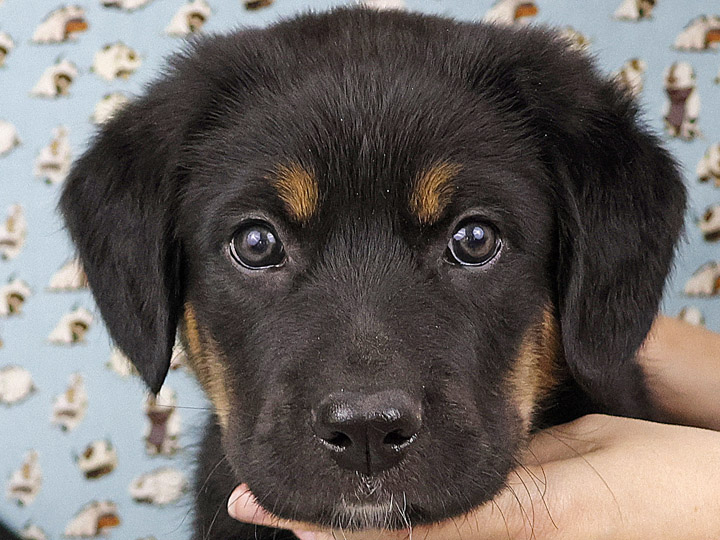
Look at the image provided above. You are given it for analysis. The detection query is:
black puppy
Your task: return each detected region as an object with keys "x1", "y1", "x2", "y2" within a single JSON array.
[{"x1": 60, "y1": 8, "x2": 685, "y2": 540}]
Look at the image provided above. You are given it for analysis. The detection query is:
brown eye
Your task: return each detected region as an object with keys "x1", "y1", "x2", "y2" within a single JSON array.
[
  {"x1": 230, "y1": 221, "x2": 285, "y2": 269},
  {"x1": 446, "y1": 220, "x2": 500, "y2": 266}
]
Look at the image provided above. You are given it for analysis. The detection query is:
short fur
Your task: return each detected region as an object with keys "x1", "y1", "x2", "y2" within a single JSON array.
[{"x1": 60, "y1": 8, "x2": 685, "y2": 540}]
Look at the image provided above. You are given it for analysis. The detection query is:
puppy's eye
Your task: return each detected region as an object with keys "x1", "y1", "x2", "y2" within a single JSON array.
[
  {"x1": 230, "y1": 221, "x2": 286, "y2": 269},
  {"x1": 446, "y1": 220, "x2": 500, "y2": 266}
]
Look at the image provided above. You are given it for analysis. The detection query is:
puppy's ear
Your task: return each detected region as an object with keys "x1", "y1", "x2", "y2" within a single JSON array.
[
  {"x1": 466, "y1": 26, "x2": 686, "y2": 416},
  {"x1": 554, "y1": 122, "x2": 685, "y2": 418},
  {"x1": 60, "y1": 82, "x2": 186, "y2": 393},
  {"x1": 515, "y1": 33, "x2": 686, "y2": 417},
  {"x1": 61, "y1": 32, "x2": 262, "y2": 392}
]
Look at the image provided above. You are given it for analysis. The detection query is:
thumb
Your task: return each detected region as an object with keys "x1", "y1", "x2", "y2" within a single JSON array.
[{"x1": 228, "y1": 485, "x2": 337, "y2": 539}]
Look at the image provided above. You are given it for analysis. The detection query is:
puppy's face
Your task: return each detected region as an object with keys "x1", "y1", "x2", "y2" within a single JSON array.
[
  {"x1": 178, "y1": 77, "x2": 557, "y2": 525},
  {"x1": 61, "y1": 8, "x2": 686, "y2": 531}
]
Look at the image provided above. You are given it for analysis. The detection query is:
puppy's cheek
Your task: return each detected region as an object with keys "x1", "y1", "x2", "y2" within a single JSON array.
[
  {"x1": 182, "y1": 303, "x2": 234, "y2": 430},
  {"x1": 507, "y1": 306, "x2": 561, "y2": 434}
]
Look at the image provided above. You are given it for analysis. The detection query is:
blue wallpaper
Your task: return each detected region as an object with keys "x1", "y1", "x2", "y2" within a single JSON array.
[{"x1": 1, "y1": 0, "x2": 719, "y2": 538}]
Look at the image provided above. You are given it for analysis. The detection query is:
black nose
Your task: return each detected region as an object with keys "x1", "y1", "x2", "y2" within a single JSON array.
[{"x1": 312, "y1": 390, "x2": 422, "y2": 475}]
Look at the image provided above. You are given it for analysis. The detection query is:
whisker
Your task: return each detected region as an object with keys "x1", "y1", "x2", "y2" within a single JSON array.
[
  {"x1": 491, "y1": 498, "x2": 512, "y2": 540},
  {"x1": 543, "y1": 429, "x2": 622, "y2": 519},
  {"x1": 203, "y1": 501, "x2": 225, "y2": 540}
]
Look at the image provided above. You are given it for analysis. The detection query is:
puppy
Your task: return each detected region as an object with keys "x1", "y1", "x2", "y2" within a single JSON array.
[{"x1": 60, "y1": 8, "x2": 686, "y2": 539}]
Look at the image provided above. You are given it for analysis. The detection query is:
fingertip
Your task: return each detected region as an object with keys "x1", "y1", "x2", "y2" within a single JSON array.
[{"x1": 227, "y1": 484, "x2": 268, "y2": 522}]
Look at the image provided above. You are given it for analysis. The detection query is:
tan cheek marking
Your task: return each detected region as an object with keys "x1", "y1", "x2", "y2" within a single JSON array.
[
  {"x1": 510, "y1": 307, "x2": 562, "y2": 433},
  {"x1": 272, "y1": 163, "x2": 319, "y2": 224},
  {"x1": 409, "y1": 161, "x2": 462, "y2": 225},
  {"x1": 183, "y1": 304, "x2": 232, "y2": 430}
]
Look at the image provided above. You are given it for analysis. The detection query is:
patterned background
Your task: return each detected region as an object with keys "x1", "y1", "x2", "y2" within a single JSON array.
[{"x1": 1, "y1": 0, "x2": 719, "y2": 538}]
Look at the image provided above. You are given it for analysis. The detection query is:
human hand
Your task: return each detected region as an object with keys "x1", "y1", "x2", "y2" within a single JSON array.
[
  {"x1": 227, "y1": 414, "x2": 720, "y2": 540},
  {"x1": 639, "y1": 315, "x2": 720, "y2": 431}
]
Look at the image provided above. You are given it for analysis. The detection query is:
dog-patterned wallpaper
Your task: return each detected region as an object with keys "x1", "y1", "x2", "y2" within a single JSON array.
[{"x1": 1, "y1": 0, "x2": 719, "y2": 537}]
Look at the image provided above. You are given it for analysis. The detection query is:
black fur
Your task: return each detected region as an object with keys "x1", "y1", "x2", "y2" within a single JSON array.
[{"x1": 59, "y1": 8, "x2": 685, "y2": 540}]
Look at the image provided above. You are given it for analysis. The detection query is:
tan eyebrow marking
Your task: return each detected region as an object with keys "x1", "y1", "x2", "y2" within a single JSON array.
[
  {"x1": 272, "y1": 162, "x2": 319, "y2": 224},
  {"x1": 409, "y1": 161, "x2": 462, "y2": 225}
]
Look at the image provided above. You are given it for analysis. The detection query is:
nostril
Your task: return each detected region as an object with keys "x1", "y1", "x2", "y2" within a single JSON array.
[
  {"x1": 382, "y1": 429, "x2": 416, "y2": 448},
  {"x1": 312, "y1": 390, "x2": 422, "y2": 473},
  {"x1": 323, "y1": 431, "x2": 352, "y2": 450}
]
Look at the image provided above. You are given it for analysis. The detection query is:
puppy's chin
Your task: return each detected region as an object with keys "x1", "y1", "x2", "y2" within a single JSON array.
[
  {"x1": 329, "y1": 500, "x2": 413, "y2": 531},
  {"x1": 240, "y1": 464, "x2": 510, "y2": 531}
]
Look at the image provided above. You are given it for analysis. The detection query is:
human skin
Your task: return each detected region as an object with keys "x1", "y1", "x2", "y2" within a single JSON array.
[
  {"x1": 228, "y1": 316, "x2": 720, "y2": 539},
  {"x1": 639, "y1": 315, "x2": 720, "y2": 431}
]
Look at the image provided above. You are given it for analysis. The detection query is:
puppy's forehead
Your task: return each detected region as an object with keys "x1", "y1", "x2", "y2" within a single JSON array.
[
  {"x1": 268, "y1": 159, "x2": 462, "y2": 226},
  {"x1": 185, "y1": 61, "x2": 546, "y2": 241}
]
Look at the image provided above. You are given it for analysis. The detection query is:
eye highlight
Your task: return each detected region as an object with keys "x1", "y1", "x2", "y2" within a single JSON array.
[
  {"x1": 446, "y1": 220, "x2": 501, "y2": 266},
  {"x1": 229, "y1": 220, "x2": 286, "y2": 269}
]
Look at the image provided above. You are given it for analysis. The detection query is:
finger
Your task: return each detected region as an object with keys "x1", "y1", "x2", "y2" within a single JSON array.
[
  {"x1": 228, "y1": 468, "x2": 566, "y2": 540},
  {"x1": 227, "y1": 485, "x2": 326, "y2": 532}
]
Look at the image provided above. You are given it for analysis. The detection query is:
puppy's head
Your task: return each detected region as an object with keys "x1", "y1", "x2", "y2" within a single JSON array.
[{"x1": 61, "y1": 9, "x2": 685, "y2": 529}]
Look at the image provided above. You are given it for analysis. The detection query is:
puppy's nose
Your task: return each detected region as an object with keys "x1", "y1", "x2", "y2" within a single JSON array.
[{"x1": 312, "y1": 390, "x2": 422, "y2": 475}]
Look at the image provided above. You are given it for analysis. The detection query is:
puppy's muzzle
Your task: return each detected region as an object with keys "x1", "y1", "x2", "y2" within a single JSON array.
[{"x1": 312, "y1": 390, "x2": 422, "y2": 475}]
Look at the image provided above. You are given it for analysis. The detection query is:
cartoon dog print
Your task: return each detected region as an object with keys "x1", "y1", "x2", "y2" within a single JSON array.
[
  {"x1": 6, "y1": 451, "x2": 42, "y2": 506},
  {"x1": 166, "y1": 0, "x2": 212, "y2": 36},
  {"x1": 64, "y1": 501, "x2": 120, "y2": 538},
  {"x1": 483, "y1": 0, "x2": 538, "y2": 25},
  {"x1": 698, "y1": 143, "x2": 720, "y2": 186},
  {"x1": 130, "y1": 467, "x2": 187, "y2": 505},
  {"x1": 107, "y1": 347, "x2": 139, "y2": 377},
  {"x1": 108, "y1": 341, "x2": 186, "y2": 377},
  {"x1": 48, "y1": 307, "x2": 93, "y2": 344},
  {"x1": 559, "y1": 26, "x2": 591, "y2": 51},
  {"x1": 684, "y1": 261, "x2": 720, "y2": 297},
  {"x1": 663, "y1": 62, "x2": 700, "y2": 140},
  {"x1": 677, "y1": 306, "x2": 705, "y2": 327},
  {"x1": 34, "y1": 126, "x2": 72, "y2": 185},
  {"x1": 169, "y1": 341, "x2": 188, "y2": 370},
  {"x1": 76, "y1": 440, "x2": 118, "y2": 480},
  {"x1": 102, "y1": 0, "x2": 153, "y2": 10},
  {"x1": 92, "y1": 43, "x2": 141, "y2": 81},
  {"x1": 48, "y1": 259, "x2": 88, "y2": 291},
  {"x1": 0, "y1": 32, "x2": 14, "y2": 67},
  {"x1": 0, "y1": 278, "x2": 31, "y2": 317},
  {"x1": 92, "y1": 93, "x2": 130, "y2": 125},
  {"x1": 615, "y1": 58, "x2": 647, "y2": 97},
  {"x1": 31, "y1": 59, "x2": 78, "y2": 98},
  {"x1": 0, "y1": 365, "x2": 35, "y2": 405},
  {"x1": 613, "y1": 0, "x2": 656, "y2": 21},
  {"x1": 699, "y1": 204, "x2": 720, "y2": 242},
  {"x1": 360, "y1": 0, "x2": 404, "y2": 10},
  {"x1": 52, "y1": 374, "x2": 88, "y2": 431},
  {"x1": 32, "y1": 6, "x2": 88, "y2": 44},
  {"x1": 19, "y1": 524, "x2": 48, "y2": 540},
  {"x1": 144, "y1": 386, "x2": 181, "y2": 456},
  {"x1": 675, "y1": 16, "x2": 720, "y2": 51},
  {"x1": 0, "y1": 120, "x2": 20, "y2": 155},
  {"x1": 0, "y1": 204, "x2": 26, "y2": 261}
]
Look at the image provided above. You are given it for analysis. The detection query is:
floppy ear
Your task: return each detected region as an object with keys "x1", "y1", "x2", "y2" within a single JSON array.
[
  {"x1": 60, "y1": 84, "x2": 185, "y2": 393},
  {"x1": 465, "y1": 26, "x2": 686, "y2": 417},
  {"x1": 513, "y1": 33, "x2": 687, "y2": 418},
  {"x1": 61, "y1": 32, "x2": 266, "y2": 392},
  {"x1": 554, "y1": 117, "x2": 685, "y2": 418}
]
